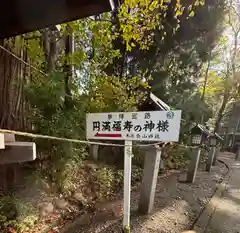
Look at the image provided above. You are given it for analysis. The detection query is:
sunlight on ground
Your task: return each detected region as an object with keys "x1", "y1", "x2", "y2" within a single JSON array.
[
  {"x1": 211, "y1": 196, "x2": 240, "y2": 215},
  {"x1": 139, "y1": 200, "x2": 189, "y2": 231}
]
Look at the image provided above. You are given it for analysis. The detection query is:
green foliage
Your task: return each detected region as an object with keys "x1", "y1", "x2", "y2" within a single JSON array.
[
  {"x1": 25, "y1": 72, "x2": 66, "y2": 116},
  {"x1": 200, "y1": 148, "x2": 209, "y2": 164},
  {"x1": 123, "y1": 225, "x2": 130, "y2": 233},
  {"x1": 164, "y1": 145, "x2": 191, "y2": 169},
  {"x1": 0, "y1": 195, "x2": 38, "y2": 232},
  {"x1": 24, "y1": 69, "x2": 90, "y2": 194},
  {"x1": 118, "y1": 0, "x2": 205, "y2": 51},
  {"x1": 131, "y1": 166, "x2": 143, "y2": 184},
  {"x1": 87, "y1": 76, "x2": 146, "y2": 113},
  {"x1": 3, "y1": 0, "x2": 225, "y2": 230},
  {"x1": 132, "y1": 147, "x2": 145, "y2": 168},
  {"x1": 199, "y1": 1, "x2": 240, "y2": 129},
  {"x1": 92, "y1": 167, "x2": 115, "y2": 199}
]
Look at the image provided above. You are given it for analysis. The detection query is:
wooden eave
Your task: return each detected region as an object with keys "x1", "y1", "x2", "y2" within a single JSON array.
[{"x1": 0, "y1": 0, "x2": 113, "y2": 39}]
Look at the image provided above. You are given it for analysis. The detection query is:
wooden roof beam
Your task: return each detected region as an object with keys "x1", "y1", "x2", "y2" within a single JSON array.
[{"x1": 0, "y1": 0, "x2": 115, "y2": 39}]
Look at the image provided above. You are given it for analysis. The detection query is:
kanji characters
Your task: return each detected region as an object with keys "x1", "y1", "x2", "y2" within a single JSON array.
[
  {"x1": 119, "y1": 113, "x2": 124, "y2": 120},
  {"x1": 102, "y1": 121, "x2": 111, "y2": 131},
  {"x1": 132, "y1": 113, "x2": 138, "y2": 119},
  {"x1": 144, "y1": 112, "x2": 151, "y2": 119},
  {"x1": 93, "y1": 121, "x2": 100, "y2": 131},
  {"x1": 156, "y1": 120, "x2": 169, "y2": 132},
  {"x1": 123, "y1": 121, "x2": 133, "y2": 132},
  {"x1": 143, "y1": 121, "x2": 155, "y2": 132},
  {"x1": 112, "y1": 121, "x2": 121, "y2": 131},
  {"x1": 92, "y1": 113, "x2": 172, "y2": 139}
]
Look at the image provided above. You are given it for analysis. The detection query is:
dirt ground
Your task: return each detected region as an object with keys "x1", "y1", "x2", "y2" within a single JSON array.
[{"x1": 61, "y1": 161, "x2": 228, "y2": 233}]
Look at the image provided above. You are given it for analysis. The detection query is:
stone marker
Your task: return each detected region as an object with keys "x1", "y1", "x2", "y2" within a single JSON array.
[
  {"x1": 206, "y1": 147, "x2": 216, "y2": 172},
  {"x1": 90, "y1": 144, "x2": 99, "y2": 161},
  {"x1": 236, "y1": 147, "x2": 240, "y2": 161},
  {"x1": 212, "y1": 147, "x2": 219, "y2": 165},
  {"x1": 139, "y1": 146, "x2": 161, "y2": 214},
  {"x1": 0, "y1": 142, "x2": 36, "y2": 164},
  {"x1": 186, "y1": 148, "x2": 201, "y2": 183}
]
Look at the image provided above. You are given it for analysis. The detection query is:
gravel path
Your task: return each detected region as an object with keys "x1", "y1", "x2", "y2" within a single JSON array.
[{"x1": 61, "y1": 161, "x2": 227, "y2": 233}]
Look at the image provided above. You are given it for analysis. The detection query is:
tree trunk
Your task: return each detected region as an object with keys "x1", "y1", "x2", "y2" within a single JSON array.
[
  {"x1": 64, "y1": 26, "x2": 74, "y2": 109},
  {"x1": 41, "y1": 28, "x2": 58, "y2": 72},
  {"x1": 215, "y1": 89, "x2": 230, "y2": 133},
  {"x1": 0, "y1": 37, "x2": 29, "y2": 191}
]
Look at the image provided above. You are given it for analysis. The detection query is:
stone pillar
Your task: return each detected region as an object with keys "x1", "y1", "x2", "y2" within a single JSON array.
[
  {"x1": 90, "y1": 144, "x2": 99, "y2": 161},
  {"x1": 206, "y1": 147, "x2": 216, "y2": 172},
  {"x1": 212, "y1": 147, "x2": 219, "y2": 166},
  {"x1": 186, "y1": 148, "x2": 201, "y2": 183},
  {"x1": 236, "y1": 147, "x2": 240, "y2": 161},
  {"x1": 138, "y1": 146, "x2": 161, "y2": 214}
]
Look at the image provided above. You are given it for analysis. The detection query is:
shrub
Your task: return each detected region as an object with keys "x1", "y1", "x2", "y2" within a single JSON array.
[
  {"x1": 0, "y1": 195, "x2": 38, "y2": 232},
  {"x1": 163, "y1": 144, "x2": 191, "y2": 169}
]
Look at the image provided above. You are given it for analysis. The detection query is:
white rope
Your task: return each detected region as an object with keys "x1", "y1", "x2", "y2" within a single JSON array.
[
  {"x1": 0, "y1": 129, "x2": 165, "y2": 148},
  {"x1": 0, "y1": 128, "x2": 201, "y2": 150}
]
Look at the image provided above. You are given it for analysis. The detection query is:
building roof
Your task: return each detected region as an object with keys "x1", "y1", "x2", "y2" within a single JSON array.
[
  {"x1": 191, "y1": 124, "x2": 211, "y2": 136},
  {"x1": 0, "y1": 0, "x2": 114, "y2": 39},
  {"x1": 138, "y1": 92, "x2": 171, "y2": 111},
  {"x1": 215, "y1": 132, "x2": 224, "y2": 141},
  {"x1": 150, "y1": 93, "x2": 171, "y2": 111}
]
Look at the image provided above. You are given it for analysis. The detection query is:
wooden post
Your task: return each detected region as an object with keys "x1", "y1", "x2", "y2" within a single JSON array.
[
  {"x1": 186, "y1": 148, "x2": 201, "y2": 183},
  {"x1": 206, "y1": 147, "x2": 216, "y2": 172},
  {"x1": 138, "y1": 146, "x2": 161, "y2": 214}
]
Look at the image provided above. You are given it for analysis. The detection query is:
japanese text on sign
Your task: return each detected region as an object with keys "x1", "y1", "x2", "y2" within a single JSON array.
[{"x1": 86, "y1": 111, "x2": 182, "y2": 142}]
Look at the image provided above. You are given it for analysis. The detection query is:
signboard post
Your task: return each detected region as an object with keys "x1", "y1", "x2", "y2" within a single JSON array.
[
  {"x1": 86, "y1": 110, "x2": 182, "y2": 232},
  {"x1": 123, "y1": 140, "x2": 132, "y2": 232}
]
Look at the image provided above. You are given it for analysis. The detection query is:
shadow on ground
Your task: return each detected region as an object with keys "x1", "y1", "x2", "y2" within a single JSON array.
[{"x1": 61, "y1": 160, "x2": 228, "y2": 233}]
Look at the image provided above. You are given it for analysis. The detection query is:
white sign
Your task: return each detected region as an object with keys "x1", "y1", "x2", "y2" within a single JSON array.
[{"x1": 86, "y1": 110, "x2": 182, "y2": 142}]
